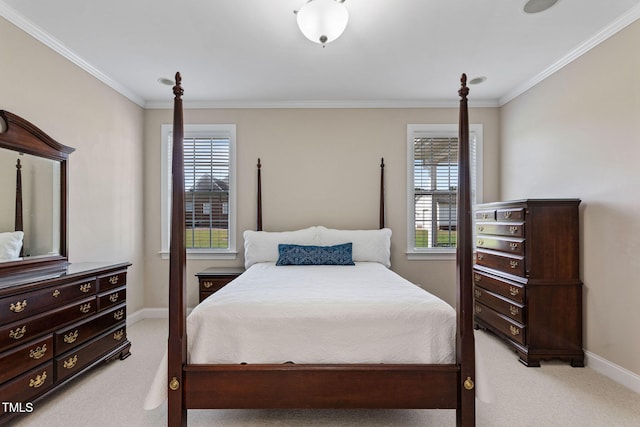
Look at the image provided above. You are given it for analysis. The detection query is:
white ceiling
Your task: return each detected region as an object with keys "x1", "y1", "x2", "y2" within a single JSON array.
[{"x1": 1, "y1": 0, "x2": 639, "y2": 108}]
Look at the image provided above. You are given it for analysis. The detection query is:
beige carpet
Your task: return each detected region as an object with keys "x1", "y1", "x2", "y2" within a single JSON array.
[{"x1": 6, "y1": 318, "x2": 640, "y2": 427}]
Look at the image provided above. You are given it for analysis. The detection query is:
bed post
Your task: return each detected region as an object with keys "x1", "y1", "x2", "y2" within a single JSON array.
[
  {"x1": 257, "y1": 158, "x2": 263, "y2": 231},
  {"x1": 379, "y1": 158, "x2": 385, "y2": 229},
  {"x1": 167, "y1": 72, "x2": 187, "y2": 427},
  {"x1": 456, "y1": 73, "x2": 476, "y2": 426}
]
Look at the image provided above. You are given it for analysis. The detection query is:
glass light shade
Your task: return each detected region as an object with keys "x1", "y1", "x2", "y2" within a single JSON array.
[{"x1": 296, "y1": 0, "x2": 349, "y2": 45}]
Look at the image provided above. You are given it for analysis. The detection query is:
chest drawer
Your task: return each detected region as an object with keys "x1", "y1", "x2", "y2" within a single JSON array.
[
  {"x1": 496, "y1": 208, "x2": 525, "y2": 221},
  {"x1": 474, "y1": 287, "x2": 524, "y2": 323},
  {"x1": 0, "y1": 362, "x2": 54, "y2": 415},
  {"x1": 0, "y1": 296, "x2": 96, "y2": 352},
  {"x1": 476, "y1": 250, "x2": 525, "y2": 276},
  {"x1": 55, "y1": 325, "x2": 126, "y2": 382},
  {"x1": 0, "y1": 278, "x2": 97, "y2": 324},
  {"x1": 475, "y1": 209, "x2": 496, "y2": 221},
  {"x1": 0, "y1": 335, "x2": 53, "y2": 385},
  {"x1": 473, "y1": 270, "x2": 525, "y2": 304},
  {"x1": 97, "y1": 271, "x2": 127, "y2": 293},
  {"x1": 476, "y1": 236, "x2": 524, "y2": 256},
  {"x1": 475, "y1": 302, "x2": 526, "y2": 346},
  {"x1": 476, "y1": 222, "x2": 524, "y2": 237},
  {"x1": 55, "y1": 304, "x2": 126, "y2": 353},
  {"x1": 97, "y1": 286, "x2": 126, "y2": 311}
]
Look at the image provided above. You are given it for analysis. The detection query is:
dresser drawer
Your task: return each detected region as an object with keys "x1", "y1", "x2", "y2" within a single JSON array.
[
  {"x1": 55, "y1": 324, "x2": 126, "y2": 382},
  {"x1": 473, "y1": 270, "x2": 525, "y2": 304},
  {"x1": 55, "y1": 304, "x2": 126, "y2": 353},
  {"x1": 97, "y1": 271, "x2": 127, "y2": 293},
  {"x1": 476, "y1": 236, "x2": 524, "y2": 256},
  {"x1": 475, "y1": 302, "x2": 526, "y2": 346},
  {"x1": 0, "y1": 335, "x2": 53, "y2": 385},
  {"x1": 476, "y1": 250, "x2": 525, "y2": 277},
  {"x1": 475, "y1": 209, "x2": 496, "y2": 221},
  {"x1": 97, "y1": 286, "x2": 126, "y2": 311},
  {"x1": 496, "y1": 207, "x2": 525, "y2": 221},
  {"x1": 0, "y1": 362, "x2": 54, "y2": 415},
  {"x1": 0, "y1": 296, "x2": 96, "y2": 352},
  {"x1": 0, "y1": 278, "x2": 97, "y2": 324},
  {"x1": 474, "y1": 287, "x2": 524, "y2": 323},
  {"x1": 476, "y1": 222, "x2": 524, "y2": 237}
]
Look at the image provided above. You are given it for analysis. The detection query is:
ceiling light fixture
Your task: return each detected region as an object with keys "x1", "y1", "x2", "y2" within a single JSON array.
[
  {"x1": 523, "y1": 0, "x2": 559, "y2": 14},
  {"x1": 295, "y1": 0, "x2": 349, "y2": 47},
  {"x1": 469, "y1": 76, "x2": 487, "y2": 85}
]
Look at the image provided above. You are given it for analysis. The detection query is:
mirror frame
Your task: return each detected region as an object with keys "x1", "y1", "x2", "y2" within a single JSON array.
[{"x1": 0, "y1": 110, "x2": 75, "y2": 273}]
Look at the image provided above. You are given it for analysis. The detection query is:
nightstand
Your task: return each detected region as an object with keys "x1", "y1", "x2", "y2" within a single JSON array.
[{"x1": 196, "y1": 267, "x2": 245, "y2": 302}]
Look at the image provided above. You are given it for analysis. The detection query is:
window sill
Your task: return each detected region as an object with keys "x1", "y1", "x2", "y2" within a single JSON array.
[
  {"x1": 406, "y1": 249, "x2": 456, "y2": 261},
  {"x1": 159, "y1": 250, "x2": 238, "y2": 261}
]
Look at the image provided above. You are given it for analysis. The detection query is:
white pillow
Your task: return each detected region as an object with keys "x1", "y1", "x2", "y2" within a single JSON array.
[
  {"x1": 243, "y1": 226, "x2": 319, "y2": 268},
  {"x1": 317, "y1": 226, "x2": 392, "y2": 268},
  {"x1": 0, "y1": 231, "x2": 24, "y2": 260}
]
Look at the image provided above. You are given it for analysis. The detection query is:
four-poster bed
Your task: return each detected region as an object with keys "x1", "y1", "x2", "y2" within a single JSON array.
[{"x1": 164, "y1": 72, "x2": 476, "y2": 426}]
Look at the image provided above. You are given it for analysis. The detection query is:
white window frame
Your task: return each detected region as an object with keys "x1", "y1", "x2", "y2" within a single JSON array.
[
  {"x1": 160, "y1": 124, "x2": 237, "y2": 260},
  {"x1": 406, "y1": 124, "x2": 483, "y2": 260}
]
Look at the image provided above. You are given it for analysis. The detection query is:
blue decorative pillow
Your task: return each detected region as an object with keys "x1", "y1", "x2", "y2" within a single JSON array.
[{"x1": 276, "y1": 243, "x2": 355, "y2": 266}]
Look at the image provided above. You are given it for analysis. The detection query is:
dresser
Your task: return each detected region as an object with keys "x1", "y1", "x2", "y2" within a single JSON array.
[
  {"x1": 0, "y1": 262, "x2": 131, "y2": 421},
  {"x1": 473, "y1": 199, "x2": 583, "y2": 367},
  {"x1": 196, "y1": 267, "x2": 244, "y2": 302}
]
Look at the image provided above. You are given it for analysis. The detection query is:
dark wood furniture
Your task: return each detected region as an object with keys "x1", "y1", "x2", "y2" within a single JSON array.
[
  {"x1": 165, "y1": 73, "x2": 476, "y2": 426},
  {"x1": 196, "y1": 267, "x2": 244, "y2": 302},
  {"x1": 0, "y1": 262, "x2": 131, "y2": 421},
  {"x1": 473, "y1": 199, "x2": 583, "y2": 367}
]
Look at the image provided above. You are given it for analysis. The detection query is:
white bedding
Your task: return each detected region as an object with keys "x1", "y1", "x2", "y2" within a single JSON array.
[{"x1": 144, "y1": 262, "x2": 456, "y2": 409}]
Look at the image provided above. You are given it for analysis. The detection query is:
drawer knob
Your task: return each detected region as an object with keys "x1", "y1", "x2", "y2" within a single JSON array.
[
  {"x1": 464, "y1": 377, "x2": 475, "y2": 391},
  {"x1": 509, "y1": 286, "x2": 520, "y2": 296},
  {"x1": 29, "y1": 371, "x2": 47, "y2": 388},
  {"x1": 29, "y1": 344, "x2": 47, "y2": 360},
  {"x1": 510, "y1": 306, "x2": 520, "y2": 316},
  {"x1": 477, "y1": 253, "x2": 484, "y2": 261},
  {"x1": 509, "y1": 226, "x2": 519, "y2": 234},
  {"x1": 477, "y1": 226, "x2": 484, "y2": 232},
  {"x1": 510, "y1": 325, "x2": 520, "y2": 336},
  {"x1": 63, "y1": 355, "x2": 78, "y2": 369},
  {"x1": 509, "y1": 242, "x2": 519, "y2": 251},
  {"x1": 79, "y1": 303, "x2": 92, "y2": 314},
  {"x1": 80, "y1": 283, "x2": 92, "y2": 293},
  {"x1": 169, "y1": 377, "x2": 180, "y2": 391},
  {"x1": 109, "y1": 293, "x2": 119, "y2": 303},
  {"x1": 510, "y1": 260, "x2": 519, "y2": 269},
  {"x1": 203, "y1": 281, "x2": 214, "y2": 289},
  {"x1": 9, "y1": 299, "x2": 27, "y2": 313},
  {"x1": 113, "y1": 329, "x2": 125, "y2": 341},
  {"x1": 9, "y1": 325, "x2": 27, "y2": 340},
  {"x1": 477, "y1": 239, "x2": 484, "y2": 246},
  {"x1": 64, "y1": 330, "x2": 79, "y2": 344},
  {"x1": 114, "y1": 309, "x2": 125, "y2": 321},
  {"x1": 109, "y1": 275, "x2": 119, "y2": 285},
  {"x1": 53, "y1": 289, "x2": 61, "y2": 297}
]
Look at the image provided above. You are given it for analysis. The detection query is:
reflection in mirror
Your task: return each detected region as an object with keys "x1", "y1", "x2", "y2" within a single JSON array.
[{"x1": 0, "y1": 149, "x2": 61, "y2": 261}]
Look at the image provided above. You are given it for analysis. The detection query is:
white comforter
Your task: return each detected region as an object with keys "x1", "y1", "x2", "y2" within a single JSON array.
[{"x1": 144, "y1": 262, "x2": 456, "y2": 409}]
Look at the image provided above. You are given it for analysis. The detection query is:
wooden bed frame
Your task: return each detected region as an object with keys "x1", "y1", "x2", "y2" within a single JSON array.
[{"x1": 166, "y1": 72, "x2": 476, "y2": 426}]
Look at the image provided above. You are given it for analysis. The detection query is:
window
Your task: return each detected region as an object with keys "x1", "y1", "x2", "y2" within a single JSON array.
[
  {"x1": 161, "y1": 124, "x2": 237, "y2": 260},
  {"x1": 407, "y1": 124, "x2": 482, "y2": 259}
]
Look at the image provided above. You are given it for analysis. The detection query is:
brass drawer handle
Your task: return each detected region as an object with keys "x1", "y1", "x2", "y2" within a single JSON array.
[
  {"x1": 114, "y1": 309, "x2": 124, "y2": 321},
  {"x1": 510, "y1": 325, "x2": 520, "y2": 336},
  {"x1": 29, "y1": 344, "x2": 47, "y2": 360},
  {"x1": 63, "y1": 355, "x2": 78, "y2": 369},
  {"x1": 481, "y1": 213, "x2": 489, "y2": 219},
  {"x1": 510, "y1": 260, "x2": 519, "y2": 269},
  {"x1": 477, "y1": 253, "x2": 484, "y2": 261},
  {"x1": 509, "y1": 242, "x2": 519, "y2": 251},
  {"x1": 108, "y1": 275, "x2": 119, "y2": 285},
  {"x1": 169, "y1": 377, "x2": 180, "y2": 391},
  {"x1": 474, "y1": 273, "x2": 481, "y2": 282},
  {"x1": 64, "y1": 330, "x2": 79, "y2": 344},
  {"x1": 10, "y1": 299, "x2": 27, "y2": 313},
  {"x1": 509, "y1": 226, "x2": 519, "y2": 234},
  {"x1": 53, "y1": 289, "x2": 61, "y2": 297},
  {"x1": 510, "y1": 306, "x2": 520, "y2": 316},
  {"x1": 9, "y1": 325, "x2": 27, "y2": 340},
  {"x1": 80, "y1": 283, "x2": 92, "y2": 293},
  {"x1": 29, "y1": 371, "x2": 47, "y2": 388},
  {"x1": 474, "y1": 304, "x2": 482, "y2": 314},
  {"x1": 477, "y1": 239, "x2": 484, "y2": 246},
  {"x1": 109, "y1": 293, "x2": 119, "y2": 303},
  {"x1": 477, "y1": 226, "x2": 484, "y2": 232},
  {"x1": 79, "y1": 303, "x2": 92, "y2": 314},
  {"x1": 474, "y1": 289, "x2": 482, "y2": 298},
  {"x1": 509, "y1": 286, "x2": 520, "y2": 296},
  {"x1": 113, "y1": 329, "x2": 124, "y2": 341},
  {"x1": 203, "y1": 281, "x2": 214, "y2": 289},
  {"x1": 504, "y1": 211, "x2": 512, "y2": 219}
]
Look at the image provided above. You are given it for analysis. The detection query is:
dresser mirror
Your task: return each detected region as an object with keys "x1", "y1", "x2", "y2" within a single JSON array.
[{"x1": 0, "y1": 110, "x2": 74, "y2": 273}]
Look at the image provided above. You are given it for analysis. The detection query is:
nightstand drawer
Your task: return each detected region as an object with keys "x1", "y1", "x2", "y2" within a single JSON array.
[
  {"x1": 0, "y1": 335, "x2": 53, "y2": 385},
  {"x1": 475, "y1": 302, "x2": 526, "y2": 346},
  {"x1": 197, "y1": 267, "x2": 244, "y2": 303},
  {"x1": 55, "y1": 304, "x2": 126, "y2": 353},
  {"x1": 473, "y1": 270, "x2": 525, "y2": 304},
  {"x1": 0, "y1": 363, "x2": 54, "y2": 415}
]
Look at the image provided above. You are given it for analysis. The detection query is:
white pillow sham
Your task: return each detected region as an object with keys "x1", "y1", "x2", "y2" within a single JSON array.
[
  {"x1": 243, "y1": 226, "x2": 320, "y2": 268},
  {"x1": 0, "y1": 231, "x2": 24, "y2": 260},
  {"x1": 317, "y1": 226, "x2": 392, "y2": 268}
]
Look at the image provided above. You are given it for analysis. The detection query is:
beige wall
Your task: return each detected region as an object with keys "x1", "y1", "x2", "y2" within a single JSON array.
[
  {"x1": 500, "y1": 20, "x2": 640, "y2": 376},
  {"x1": 143, "y1": 106, "x2": 500, "y2": 309},
  {"x1": 0, "y1": 17, "x2": 145, "y2": 313}
]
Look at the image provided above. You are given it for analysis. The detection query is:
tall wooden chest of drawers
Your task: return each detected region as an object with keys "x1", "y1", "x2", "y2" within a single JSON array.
[
  {"x1": 473, "y1": 199, "x2": 583, "y2": 367},
  {"x1": 0, "y1": 262, "x2": 131, "y2": 422}
]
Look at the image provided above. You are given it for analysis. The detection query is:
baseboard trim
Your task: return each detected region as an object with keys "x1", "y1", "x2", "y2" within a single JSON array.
[{"x1": 585, "y1": 350, "x2": 640, "y2": 394}]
